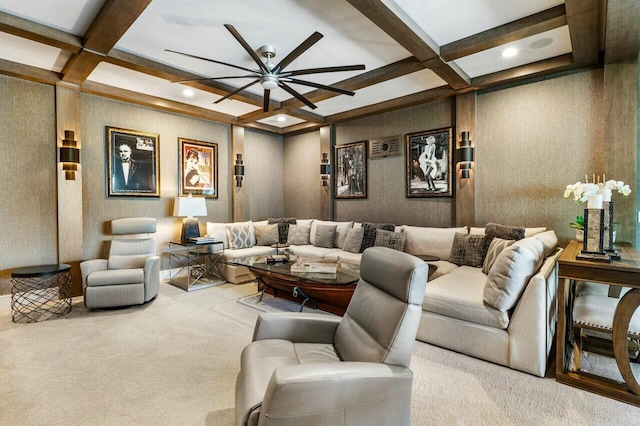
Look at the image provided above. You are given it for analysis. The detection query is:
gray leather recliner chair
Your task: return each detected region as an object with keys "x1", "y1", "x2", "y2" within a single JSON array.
[
  {"x1": 235, "y1": 246, "x2": 429, "y2": 426},
  {"x1": 80, "y1": 217, "x2": 160, "y2": 309}
]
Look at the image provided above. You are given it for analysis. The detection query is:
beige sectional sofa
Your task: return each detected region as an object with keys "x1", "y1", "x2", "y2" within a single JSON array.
[{"x1": 206, "y1": 219, "x2": 562, "y2": 377}]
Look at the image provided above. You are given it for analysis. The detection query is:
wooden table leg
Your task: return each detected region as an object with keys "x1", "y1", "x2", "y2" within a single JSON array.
[{"x1": 613, "y1": 288, "x2": 640, "y2": 395}]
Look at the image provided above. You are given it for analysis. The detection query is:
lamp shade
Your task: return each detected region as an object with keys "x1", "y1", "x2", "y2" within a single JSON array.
[{"x1": 173, "y1": 196, "x2": 207, "y2": 217}]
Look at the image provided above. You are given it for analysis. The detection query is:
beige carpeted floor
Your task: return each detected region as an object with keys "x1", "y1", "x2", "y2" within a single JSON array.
[{"x1": 0, "y1": 282, "x2": 638, "y2": 426}]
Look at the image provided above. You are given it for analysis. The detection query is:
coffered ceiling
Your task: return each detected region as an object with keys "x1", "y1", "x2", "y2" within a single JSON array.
[{"x1": 0, "y1": 0, "x2": 635, "y2": 135}]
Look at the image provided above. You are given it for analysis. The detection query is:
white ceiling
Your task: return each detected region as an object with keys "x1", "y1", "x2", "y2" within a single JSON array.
[{"x1": 0, "y1": 0, "x2": 578, "y2": 131}]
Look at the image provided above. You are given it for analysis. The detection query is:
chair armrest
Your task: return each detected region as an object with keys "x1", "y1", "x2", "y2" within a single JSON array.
[
  {"x1": 260, "y1": 363, "x2": 413, "y2": 424},
  {"x1": 143, "y1": 255, "x2": 161, "y2": 302},
  {"x1": 253, "y1": 312, "x2": 341, "y2": 343},
  {"x1": 79, "y1": 259, "x2": 107, "y2": 289}
]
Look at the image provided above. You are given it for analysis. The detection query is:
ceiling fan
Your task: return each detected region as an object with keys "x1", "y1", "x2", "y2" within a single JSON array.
[{"x1": 166, "y1": 24, "x2": 366, "y2": 112}]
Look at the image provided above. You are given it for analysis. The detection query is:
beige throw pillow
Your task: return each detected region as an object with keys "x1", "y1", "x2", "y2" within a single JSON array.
[
  {"x1": 483, "y1": 237, "x2": 544, "y2": 312},
  {"x1": 314, "y1": 224, "x2": 337, "y2": 249},
  {"x1": 254, "y1": 224, "x2": 279, "y2": 246},
  {"x1": 482, "y1": 237, "x2": 514, "y2": 274},
  {"x1": 287, "y1": 224, "x2": 311, "y2": 245},
  {"x1": 342, "y1": 228, "x2": 365, "y2": 253}
]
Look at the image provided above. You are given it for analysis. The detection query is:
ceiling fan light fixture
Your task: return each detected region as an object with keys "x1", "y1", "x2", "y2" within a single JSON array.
[{"x1": 261, "y1": 74, "x2": 279, "y2": 90}]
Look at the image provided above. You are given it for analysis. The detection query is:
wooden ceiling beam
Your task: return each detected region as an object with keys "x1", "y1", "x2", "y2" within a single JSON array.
[
  {"x1": 346, "y1": 0, "x2": 470, "y2": 89},
  {"x1": 242, "y1": 122, "x2": 284, "y2": 134},
  {"x1": 603, "y1": 0, "x2": 640, "y2": 64},
  {"x1": 0, "y1": 57, "x2": 61, "y2": 85},
  {"x1": 238, "y1": 106, "x2": 325, "y2": 125},
  {"x1": 441, "y1": 5, "x2": 568, "y2": 61},
  {"x1": 472, "y1": 53, "x2": 574, "y2": 88},
  {"x1": 0, "y1": 11, "x2": 82, "y2": 53},
  {"x1": 62, "y1": 0, "x2": 152, "y2": 85},
  {"x1": 564, "y1": 0, "x2": 600, "y2": 66}
]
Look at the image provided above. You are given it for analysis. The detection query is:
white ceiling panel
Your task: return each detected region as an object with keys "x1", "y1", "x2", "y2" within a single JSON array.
[
  {"x1": 0, "y1": 0, "x2": 105, "y2": 35},
  {"x1": 256, "y1": 114, "x2": 306, "y2": 128},
  {"x1": 87, "y1": 62, "x2": 260, "y2": 116},
  {"x1": 0, "y1": 31, "x2": 71, "y2": 72},
  {"x1": 453, "y1": 26, "x2": 572, "y2": 78}
]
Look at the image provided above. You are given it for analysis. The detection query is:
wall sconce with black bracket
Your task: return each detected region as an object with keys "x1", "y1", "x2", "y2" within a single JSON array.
[
  {"x1": 59, "y1": 130, "x2": 80, "y2": 180},
  {"x1": 234, "y1": 153, "x2": 245, "y2": 187},
  {"x1": 457, "y1": 131, "x2": 474, "y2": 179},
  {"x1": 320, "y1": 152, "x2": 330, "y2": 187}
]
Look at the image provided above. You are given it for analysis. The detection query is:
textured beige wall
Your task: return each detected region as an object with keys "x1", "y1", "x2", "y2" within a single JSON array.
[
  {"x1": 0, "y1": 75, "x2": 58, "y2": 294},
  {"x1": 335, "y1": 99, "x2": 454, "y2": 226},
  {"x1": 283, "y1": 130, "x2": 322, "y2": 219},
  {"x1": 476, "y1": 68, "x2": 605, "y2": 244},
  {"x1": 81, "y1": 94, "x2": 231, "y2": 265},
  {"x1": 244, "y1": 129, "x2": 284, "y2": 220}
]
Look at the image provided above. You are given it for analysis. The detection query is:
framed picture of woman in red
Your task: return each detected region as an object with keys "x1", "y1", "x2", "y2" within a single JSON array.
[{"x1": 178, "y1": 138, "x2": 218, "y2": 198}]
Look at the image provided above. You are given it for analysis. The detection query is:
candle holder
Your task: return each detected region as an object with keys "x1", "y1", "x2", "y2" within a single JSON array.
[
  {"x1": 602, "y1": 201, "x2": 620, "y2": 260},
  {"x1": 577, "y1": 207, "x2": 610, "y2": 262}
]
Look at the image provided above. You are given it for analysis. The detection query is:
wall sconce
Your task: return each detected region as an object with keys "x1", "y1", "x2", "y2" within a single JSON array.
[
  {"x1": 59, "y1": 130, "x2": 80, "y2": 180},
  {"x1": 320, "y1": 152, "x2": 330, "y2": 187},
  {"x1": 457, "y1": 131, "x2": 474, "y2": 179},
  {"x1": 234, "y1": 153, "x2": 245, "y2": 187}
]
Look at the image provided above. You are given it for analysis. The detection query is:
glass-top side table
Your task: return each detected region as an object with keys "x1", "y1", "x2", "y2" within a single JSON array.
[
  {"x1": 11, "y1": 264, "x2": 72, "y2": 323},
  {"x1": 167, "y1": 241, "x2": 225, "y2": 291}
]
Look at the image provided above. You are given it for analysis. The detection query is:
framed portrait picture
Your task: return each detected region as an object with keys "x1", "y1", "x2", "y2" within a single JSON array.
[
  {"x1": 178, "y1": 138, "x2": 218, "y2": 198},
  {"x1": 405, "y1": 127, "x2": 453, "y2": 198},
  {"x1": 106, "y1": 127, "x2": 160, "y2": 197},
  {"x1": 335, "y1": 141, "x2": 367, "y2": 199}
]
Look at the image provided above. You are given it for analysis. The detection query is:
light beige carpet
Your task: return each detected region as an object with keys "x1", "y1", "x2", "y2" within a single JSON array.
[{"x1": 0, "y1": 282, "x2": 638, "y2": 426}]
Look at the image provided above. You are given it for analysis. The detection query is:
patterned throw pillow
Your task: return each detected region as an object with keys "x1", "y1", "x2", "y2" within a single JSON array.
[
  {"x1": 342, "y1": 228, "x2": 365, "y2": 253},
  {"x1": 226, "y1": 223, "x2": 255, "y2": 249},
  {"x1": 254, "y1": 224, "x2": 279, "y2": 246},
  {"x1": 373, "y1": 229, "x2": 407, "y2": 252},
  {"x1": 287, "y1": 224, "x2": 311, "y2": 245},
  {"x1": 314, "y1": 224, "x2": 337, "y2": 248},
  {"x1": 360, "y1": 222, "x2": 395, "y2": 253},
  {"x1": 482, "y1": 237, "x2": 515, "y2": 274},
  {"x1": 449, "y1": 232, "x2": 486, "y2": 267},
  {"x1": 268, "y1": 217, "x2": 297, "y2": 243}
]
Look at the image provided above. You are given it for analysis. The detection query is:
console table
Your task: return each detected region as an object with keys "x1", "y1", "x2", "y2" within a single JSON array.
[
  {"x1": 557, "y1": 240, "x2": 640, "y2": 406},
  {"x1": 11, "y1": 264, "x2": 72, "y2": 323},
  {"x1": 168, "y1": 241, "x2": 225, "y2": 291}
]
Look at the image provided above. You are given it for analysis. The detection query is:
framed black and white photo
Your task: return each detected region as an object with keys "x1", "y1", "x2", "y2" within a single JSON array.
[
  {"x1": 335, "y1": 141, "x2": 367, "y2": 199},
  {"x1": 107, "y1": 127, "x2": 160, "y2": 197},
  {"x1": 179, "y1": 138, "x2": 218, "y2": 198},
  {"x1": 405, "y1": 127, "x2": 453, "y2": 198}
]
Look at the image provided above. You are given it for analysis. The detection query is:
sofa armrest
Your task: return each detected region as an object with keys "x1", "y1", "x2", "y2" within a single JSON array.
[
  {"x1": 143, "y1": 255, "x2": 161, "y2": 302},
  {"x1": 79, "y1": 259, "x2": 108, "y2": 289},
  {"x1": 252, "y1": 312, "x2": 341, "y2": 343},
  {"x1": 257, "y1": 363, "x2": 413, "y2": 425},
  {"x1": 508, "y1": 247, "x2": 563, "y2": 376}
]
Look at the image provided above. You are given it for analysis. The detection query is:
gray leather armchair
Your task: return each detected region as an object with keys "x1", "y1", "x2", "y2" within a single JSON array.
[
  {"x1": 235, "y1": 246, "x2": 428, "y2": 426},
  {"x1": 80, "y1": 217, "x2": 160, "y2": 309}
]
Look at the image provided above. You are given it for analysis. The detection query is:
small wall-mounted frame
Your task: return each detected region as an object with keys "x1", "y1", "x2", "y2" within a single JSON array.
[
  {"x1": 335, "y1": 141, "x2": 367, "y2": 199},
  {"x1": 179, "y1": 138, "x2": 218, "y2": 198},
  {"x1": 405, "y1": 127, "x2": 453, "y2": 198},
  {"x1": 369, "y1": 135, "x2": 401, "y2": 159},
  {"x1": 107, "y1": 127, "x2": 160, "y2": 197}
]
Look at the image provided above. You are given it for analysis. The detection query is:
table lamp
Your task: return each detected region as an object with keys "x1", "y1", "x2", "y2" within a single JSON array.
[{"x1": 173, "y1": 196, "x2": 207, "y2": 243}]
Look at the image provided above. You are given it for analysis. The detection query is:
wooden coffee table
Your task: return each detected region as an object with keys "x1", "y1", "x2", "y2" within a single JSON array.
[{"x1": 228, "y1": 256, "x2": 360, "y2": 315}]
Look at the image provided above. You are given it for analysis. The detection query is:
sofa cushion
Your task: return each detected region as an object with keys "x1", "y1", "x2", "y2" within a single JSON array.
[
  {"x1": 449, "y1": 232, "x2": 486, "y2": 267},
  {"x1": 342, "y1": 227, "x2": 364, "y2": 253},
  {"x1": 483, "y1": 236, "x2": 544, "y2": 312},
  {"x1": 374, "y1": 229, "x2": 406, "y2": 252},
  {"x1": 360, "y1": 223, "x2": 395, "y2": 252},
  {"x1": 226, "y1": 222, "x2": 256, "y2": 249},
  {"x1": 401, "y1": 226, "x2": 467, "y2": 261},
  {"x1": 288, "y1": 245, "x2": 341, "y2": 259},
  {"x1": 268, "y1": 217, "x2": 297, "y2": 243},
  {"x1": 482, "y1": 237, "x2": 515, "y2": 275},
  {"x1": 423, "y1": 266, "x2": 510, "y2": 329},
  {"x1": 314, "y1": 224, "x2": 337, "y2": 248},
  {"x1": 206, "y1": 222, "x2": 230, "y2": 249},
  {"x1": 296, "y1": 219, "x2": 314, "y2": 227},
  {"x1": 310, "y1": 220, "x2": 353, "y2": 248},
  {"x1": 532, "y1": 230, "x2": 558, "y2": 259},
  {"x1": 287, "y1": 224, "x2": 311, "y2": 245},
  {"x1": 427, "y1": 260, "x2": 459, "y2": 280},
  {"x1": 222, "y1": 245, "x2": 276, "y2": 260},
  {"x1": 86, "y1": 268, "x2": 144, "y2": 287},
  {"x1": 324, "y1": 250, "x2": 362, "y2": 266},
  {"x1": 254, "y1": 223, "x2": 279, "y2": 246},
  {"x1": 470, "y1": 226, "x2": 547, "y2": 238}
]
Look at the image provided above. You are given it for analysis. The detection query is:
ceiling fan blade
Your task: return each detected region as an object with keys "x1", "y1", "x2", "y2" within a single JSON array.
[
  {"x1": 274, "y1": 31, "x2": 323, "y2": 73},
  {"x1": 224, "y1": 24, "x2": 269, "y2": 73},
  {"x1": 214, "y1": 79, "x2": 260, "y2": 104},
  {"x1": 285, "y1": 78, "x2": 355, "y2": 96},
  {"x1": 173, "y1": 75, "x2": 259, "y2": 83},
  {"x1": 279, "y1": 82, "x2": 317, "y2": 110},
  {"x1": 283, "y1": 64, "x2": 366, "y2": 77},
  {"x1": 165, "y1": 49, "x2": 258, "y2": 74},
  {"x1": 263, "y1": 89, "x2": 271, "y2": 112}
]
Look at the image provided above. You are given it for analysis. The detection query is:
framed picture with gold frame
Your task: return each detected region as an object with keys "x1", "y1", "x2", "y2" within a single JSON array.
[
  {"x1": 107, "y1": 127, "x2": 160, "y2": 197},
  {"x1": 405, "y1": 127, "x2": 453, "y2": 198},
  {"x1": 335, "y1": 140, "x2": 367, "y2": 199},
  {"x1": 179, "y1": 138, "x2": 218, "y2": 198}
]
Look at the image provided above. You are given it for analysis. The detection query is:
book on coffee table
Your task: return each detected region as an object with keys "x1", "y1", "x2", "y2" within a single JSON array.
[
  {"x1": 265, "y1": 254, "x2": 289, "y2": 264},
  {"x1": 290, "y1": 258, "x2": 339, "y2": 274}
]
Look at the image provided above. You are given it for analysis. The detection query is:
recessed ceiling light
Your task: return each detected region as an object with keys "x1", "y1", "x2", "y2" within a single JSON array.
[
  {"x1": 182, "y1": 89, "x2": 195, "y2": 98},
  {"x1": 501, "y1": 47, "x2": 518, "y2": 58},
  {"x1": 277, "y1": 115, "x2": 286, "y2": 122},
  {"x1": 529, "y1": 38, "x2": 553, "y2": 49}
]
